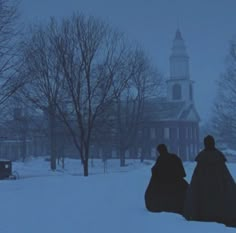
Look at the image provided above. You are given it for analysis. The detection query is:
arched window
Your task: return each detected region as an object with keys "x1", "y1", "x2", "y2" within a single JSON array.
[
  {"x1": 172, "y1": 84, "x2": 181, "y2": 100},
  {"x1": 189, "y1": 84, "x2": 193, "y2": 100}
]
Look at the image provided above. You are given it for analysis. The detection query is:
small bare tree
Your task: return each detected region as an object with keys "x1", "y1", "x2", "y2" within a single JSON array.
[
  {"x1": 213, "y1": 39, "x2": 236, "y2": 148},
  {"x1": 20, "y1": 20, "x2": 65, "y2": 170},
  {"x1": 114, "y1": 48, "x2": 162, "y2": 166}
]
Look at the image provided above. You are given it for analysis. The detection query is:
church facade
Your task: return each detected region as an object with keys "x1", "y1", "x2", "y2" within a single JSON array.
[{"x1": 137, "y1": 29, "x2": 200, "y2": 161}]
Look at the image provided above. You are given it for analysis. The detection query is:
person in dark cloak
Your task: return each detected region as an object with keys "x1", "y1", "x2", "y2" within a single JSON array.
[
  {"x1": 144, "y1": 144, "x2": 189, "y2": 214},
  {"x1": 183, "y1": 135, "x2": 236, "y2": 227}
]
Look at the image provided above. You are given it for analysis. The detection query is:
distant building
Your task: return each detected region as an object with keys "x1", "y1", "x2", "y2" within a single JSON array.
[{"x1": 138, "y1": 29, "x2": 200, "y2": 160}]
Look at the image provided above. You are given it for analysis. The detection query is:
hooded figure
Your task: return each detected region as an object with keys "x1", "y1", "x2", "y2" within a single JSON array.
[
  {"x1": 145, "y1": 144, "x2": 188, "y2": 214},
  {"x1": 183, "y1": 135, "x2": 236, "y2": 227}
]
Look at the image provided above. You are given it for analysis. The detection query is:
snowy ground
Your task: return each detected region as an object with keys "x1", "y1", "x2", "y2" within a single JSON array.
[{"x1": 0, "y1": 158, "x2": 236, "y2": 233}]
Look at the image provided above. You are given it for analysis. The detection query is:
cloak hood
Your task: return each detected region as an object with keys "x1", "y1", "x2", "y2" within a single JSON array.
[{"x1": 195, "y1": 148, "x2": 226, "y2": 163}]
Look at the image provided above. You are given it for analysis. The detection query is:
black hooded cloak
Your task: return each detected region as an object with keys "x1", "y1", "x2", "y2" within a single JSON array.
[
  {"x1": 183, "y1": 148, "x2": 236, "y2": 227},
  {"x1": 145, "y1": 153, "x2": 188, "y2": 214}
]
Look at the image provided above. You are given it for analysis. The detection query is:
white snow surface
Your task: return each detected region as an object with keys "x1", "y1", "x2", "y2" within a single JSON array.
[{"x1": 0, "y1": 158, "x2": 236, "y2": 233}]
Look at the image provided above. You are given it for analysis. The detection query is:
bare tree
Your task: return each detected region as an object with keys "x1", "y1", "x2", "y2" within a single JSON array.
[
  {"x1": 20, "y1": 20, "x2": 65, "y2": 170},
  {"x1": 20, "y1": 13, "x2": 162, "y2": 175},
  {"x1": 113, "y1": 48, "x2": 162, "y2": 166},
  {"x1": 52, "y1": 14, "x2": 131, "y2": 176},
  {"x1": 0, "y1": 0, "x2": 24, "y2": 106},
  {"x1": 213, "y1": 39, "x2": 236, "y2": 149}
]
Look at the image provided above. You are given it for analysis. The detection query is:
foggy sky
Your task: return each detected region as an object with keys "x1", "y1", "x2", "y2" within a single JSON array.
[{"x1": 20, "y1": 0, "x2": 236, "y2": 123}]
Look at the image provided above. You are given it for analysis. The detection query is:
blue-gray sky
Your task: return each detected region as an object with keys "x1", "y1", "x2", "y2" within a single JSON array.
[{"x1": 20, "y1": 0, "x2": 236, "y2": 123}]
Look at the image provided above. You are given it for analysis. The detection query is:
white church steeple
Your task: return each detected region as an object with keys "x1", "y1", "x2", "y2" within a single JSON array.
[
  {"x1": 167, "y1": 29, "x2": 194, "y2": 103},
  {"x1": 170, "y1": 29, "x2": 190, "y2": 79}
]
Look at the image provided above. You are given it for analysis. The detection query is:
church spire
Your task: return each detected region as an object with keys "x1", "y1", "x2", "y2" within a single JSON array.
[
  {"x1": 166, "y1": 29, "x2": 194, "y2": 104},
  {"x1": 170, "y1": 29, "x2": 189, "y2": 79}
]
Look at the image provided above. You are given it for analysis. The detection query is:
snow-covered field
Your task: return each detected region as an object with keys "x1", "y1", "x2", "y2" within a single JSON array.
[{"x1": 0, "y1": 158, "x2": 235, "y2": 233}]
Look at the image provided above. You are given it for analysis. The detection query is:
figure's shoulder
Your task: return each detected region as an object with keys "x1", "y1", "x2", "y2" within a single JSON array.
[
  {"x1": 195, "y1": 150, "x2": 204, "y2": 161},
  {"x1": 195, "y1": 149, "x2": 226, "y2": 163},
  {"x1": 171, "y1": 153, "x2": 180, "y2": 158},
  {"x1": 215, "y1": 148, "x2": 227, "y2": 161},
  {"x1": 169, "y1": 153, "x2": 182, "y2": 162}
]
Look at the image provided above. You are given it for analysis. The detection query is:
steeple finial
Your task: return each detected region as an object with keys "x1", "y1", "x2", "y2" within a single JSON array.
[{"x1": 175, "y1": 29, "x2": 183, "y2": 40}]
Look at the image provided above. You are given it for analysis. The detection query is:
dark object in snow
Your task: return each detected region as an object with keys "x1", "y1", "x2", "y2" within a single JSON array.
[
  {"x1": 183, "y1": 135, "x2": 236, "y2": 227},
  {"x1": 144, "y1": 144, "x2": 189, "y2": 214},
  {"x1": 0, "y1": 160, "x2": 16, "y2": 180}
]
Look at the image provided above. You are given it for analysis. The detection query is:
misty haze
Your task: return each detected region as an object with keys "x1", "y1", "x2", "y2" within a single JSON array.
[{"x1": 0, "y1": 0, "x2": 236, "y2": 232}]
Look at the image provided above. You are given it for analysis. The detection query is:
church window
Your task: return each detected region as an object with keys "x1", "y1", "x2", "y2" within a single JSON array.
[
  {"x1": 185, "y1": 128, "x2": 188, "y2": 138},
  {"x1": 137, "y1": 148, "x2": 142, "y2": 158},
  {"x1": 138, "y1": 129, "x2": 142, "y2": 138},
  {"x1": 170, "y1": 128, "x2": 175, "y2": 139},
  {"x1": 98, "y1": 148, "x2": 103, "y2": 158},
  {"x1": 172, "y1": 84, "x2": 182, "y2": 100},
  {"x1": 176, "y1": 128, "x2": 180, "y2": 139},
  {"x1": 188, "y1": 127, "x2": 192, "y2": 138},
  {"x1": 125, "y1": 150, "x2": 130, "y2": 158},
  {"x1": 190, "y1": 144, "x2": 194, "y2": 155},
  {"x1": 194, "y1": 127, "x2": 198, "y2": 138},
  {"x1": 150, "y1": 128, "x2": 156, "y2": 139},
  {"x1": 189, "y1": 84, "x2": 193, "y2": 100},
  {"x1": 186, "y1": 145, "x2": 190, "y2": 160},
  {"x1": 151, "y1": 147, "x2": 156, "y2": 158},
  {"x1": 111, "y1": 149, "x2": 117, "y2": 158},
  {"x1": 164, "y1": 128, "x2": 170, "y2": 139}
]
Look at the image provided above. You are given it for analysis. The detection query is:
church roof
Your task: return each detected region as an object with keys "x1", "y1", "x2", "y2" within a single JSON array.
[{"x1": 143, "y1": 98, "x2": 200, "y2": 122}]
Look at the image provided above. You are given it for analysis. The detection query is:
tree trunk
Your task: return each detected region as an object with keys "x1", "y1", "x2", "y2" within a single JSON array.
[
  {"x1": 83, "y1": 159, "x2": 89, "y2": 176},
  {"x1": 51, "y1": 156, "x2": 56, "y2": 171},
  {"x1": 62, "y1": 156, "x2": 65, "y2": 169},
  {"x1": 49, "y1": 109, "x2": 57, "y2": 171},
  {"x1": 140, "y1": 153, "x2": 144, "y2": 163},
  {"x1": 21, "y1": 132, "x2": 27, "y2": 162},
  {"x1": 120, "y1": 149, "x2": 126, "y2": 167}
]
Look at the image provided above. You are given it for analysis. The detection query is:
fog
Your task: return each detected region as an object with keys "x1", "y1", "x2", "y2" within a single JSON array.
[{"x1": 19, "y1": 0, "x2": 236, "y2": 122}]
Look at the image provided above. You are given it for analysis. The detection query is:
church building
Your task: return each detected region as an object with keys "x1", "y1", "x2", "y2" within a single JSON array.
[{"x1": 139, "y1": 29, "x2": 200, "y2": 161}]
